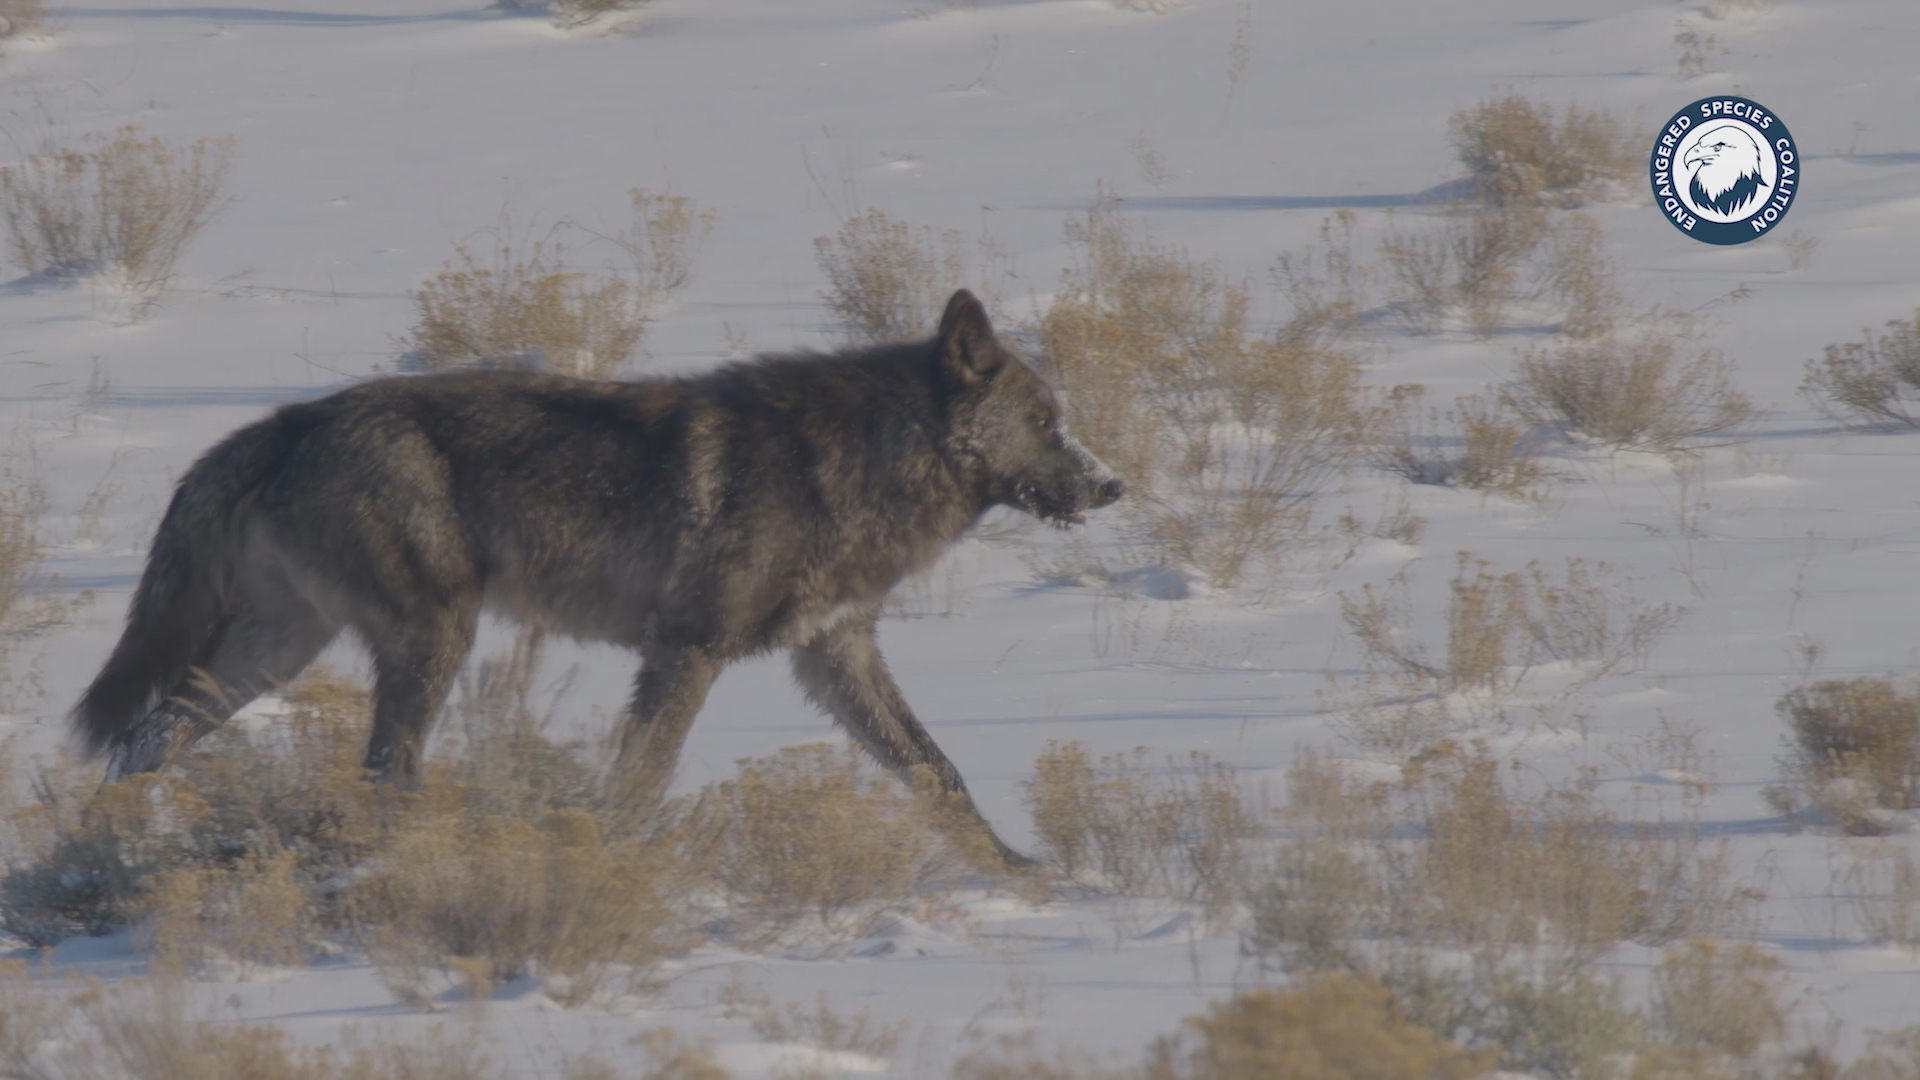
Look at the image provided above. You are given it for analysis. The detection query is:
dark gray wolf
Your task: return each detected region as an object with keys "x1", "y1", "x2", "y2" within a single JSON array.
[{"x1": 73, "y1": 290, "x2": 1121, "y2": 867}]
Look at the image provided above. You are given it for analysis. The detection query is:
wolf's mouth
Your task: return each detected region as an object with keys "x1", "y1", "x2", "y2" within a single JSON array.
[{"x1": 1013, "y1": 481, "x2": 1086, "y2": 527}]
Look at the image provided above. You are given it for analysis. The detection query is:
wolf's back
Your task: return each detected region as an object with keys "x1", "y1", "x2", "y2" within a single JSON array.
[{"x1": 72, "y1": 411, "x2": 307, "y2": 755}]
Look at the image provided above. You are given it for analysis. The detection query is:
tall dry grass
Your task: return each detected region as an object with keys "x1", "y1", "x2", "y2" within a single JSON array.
[
  {"x1": 0, "y1": 126, "x2": 233, "y2": 316},
  {"x1": 1036, "y1": 198, "x2": 1376, "y2": 591}
]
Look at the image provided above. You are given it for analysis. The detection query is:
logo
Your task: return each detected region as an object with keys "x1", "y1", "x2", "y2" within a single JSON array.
[{"x1": 1650, "y1": 96, "x2": 1799, "y2": 245}]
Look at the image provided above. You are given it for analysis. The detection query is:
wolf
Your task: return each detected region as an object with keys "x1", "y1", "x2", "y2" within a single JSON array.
[{"x1": 73, "y1": 290, "x2": 1122, "y2": 867}]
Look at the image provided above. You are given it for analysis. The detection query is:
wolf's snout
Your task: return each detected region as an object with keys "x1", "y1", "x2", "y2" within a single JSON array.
[{"x1": 1093, "y1": 478, "x2": 1125, "y2": 508}]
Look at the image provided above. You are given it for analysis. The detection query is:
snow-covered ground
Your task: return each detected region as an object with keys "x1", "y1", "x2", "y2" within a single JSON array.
[{"x1": 3, "y1": 0, "x2": 1919, "y2": 1074}]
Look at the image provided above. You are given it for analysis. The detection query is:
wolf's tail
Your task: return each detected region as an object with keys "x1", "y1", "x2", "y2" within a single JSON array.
[{"x1": 73, "y1": 415, "x2": 301, "y2": 756}]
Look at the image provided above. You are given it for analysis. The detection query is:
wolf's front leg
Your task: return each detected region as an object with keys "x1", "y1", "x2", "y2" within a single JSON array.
[
  {"x1": 791, "y1": 620, "x2": 1036, "y2": 873},
  {"x1": 610, "y1": 645, "x2": 722, "y2": 822}
]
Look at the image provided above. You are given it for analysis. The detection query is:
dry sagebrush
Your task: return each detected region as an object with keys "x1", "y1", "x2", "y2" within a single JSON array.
[
  {"x1": 1507, "y1": 311, "x2": 1752, "y2": 451},
  {"x1": 814, "y1": 208, "x2": 968, "y2": 345},
  {"x1": 1768, "y1": 676, "x2": 1920, "y2": 835},
  {"x1": 1374, "y1": 385, "x2": 1547, "y2": 500},
  {"x1": 1024, "y1": 741, "x2": 1266, "y2": 931},
  {"x1": 405, "y1": 189, "x2": 712, "y2": 377},
  {"x1": 672, "y1": 743, "x2": 972, "y2": 949},
  {"x1": 1037, "y1": 199, "x2": 1377, "y2": 591},
  {"x1": 1802, "y1": 310, "x2": 1920, "y2": 428},
  {"x1": 1450, "y1": 92, "x2": 1638, "y2": 208},
  {"x1": 1379, "y1": 205, "x2": 1545, "y2": 338},
  {"x1": 0, "y1": 126, "x2": 233, "y2": 316}
]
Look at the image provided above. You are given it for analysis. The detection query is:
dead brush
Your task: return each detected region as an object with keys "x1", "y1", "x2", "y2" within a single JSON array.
[
  {"x1": 1507, "y1": 310, "x2": 1753, "y2": 452},
  {"x1": 57, "y1": 972, "x2": 513, "y2": 1079},
  {"x1": 814, "y1": 208, "x2": 966, "y2": 345},
  {"x1": 1378, "y1": 205, "x2": 1546, "y2": 338},
  {"x1": 671, "y1": 743, "x2": 966, "y2": 949},
  {"x1": 352, "y1": 804, "x2": 687, "y2": 1007},
  {"x1": 0, "y1": 445, "x2": 83, "y2": 701},
  {"x1": 1023, "y1": 741, "x2": 1266, "y2": 931},
  {"x1": 1374, "y1": 385, "x2": 1548, "y2": 500},
  {"x1": 0, "y1": 126, "x2": 233, "y2": 316},
  {"x1": 1546, "y1": 213, "x2": 1626, "y2": 339},
  {"x1": 1844, "y1": 841, "x2": 1920, "y2": 949},
  {"x1": 0, "y1": 669, "x2": 381, "y2": 952},
  {"x1": 405, "y1": 189, "x2": 710, "y2": 376},
  {"x1": 720, "y1": 977, "x2": 911, "y2": 1063},
  {"x1": 1769, "y1": 677, "x2": 1920, "y2": 835},
  {"x1": 1143, "y1": 973, "x2": 1495, "y2": 1080},
  {"x1": 1449, "y1": 93, "x2": 1638, "y2": 208},
  {"x1": 439, "y1": 628, "x2": 604, "y2": 823},
  {"x1": 1036, "y1": 197, "x2": 1377, "y2": 591},
  {"x1": 1249, "y1": 745, "x2": 1753, "y2": 983},
  {"x1": 1634, "y1": 939, "x2": 1790, "y2": 1077},
  {"x1": 404, "y1": 239, "x2": 648, "y2": 377},
  {"x1": 1270, "y1": 210, "x2": 1371, "y2": 348},
  {"x1": 1801, "y1": 310, "x2": 1920, "y2": 428},
  {"x1": 1340, "y1": 552, "x2": 1682, "y2": 702}
]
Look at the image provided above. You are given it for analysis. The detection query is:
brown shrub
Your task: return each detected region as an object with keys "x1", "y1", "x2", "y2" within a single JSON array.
[
  {"x1": 1340, "y1": 552, "x2": 1681, "y2": 703},
  {"x1": 1024, "y1": 741, "x2": 1265, "y2": 930},
  {"x1": 352, "y1": 806, "x2": 684, "y2": 1006},
  {"x1": 1450, "y1": 93, "x2": 1637, "y2": 207},
  {"x1": 1507, "y1": 316, "x2": 1753, "y2": 451},
  {"x1": 814, "y1": 208, "x2": 966, "y2": 345},
  {"x1": 404, "y1": 240, "x2": 647, "y2": 377},
  {"x1": 1845, "y1": 841, "x2": 1920, "y2": 949},
  {"x1": 1037, "y1": 198, "x2": 1376, "y2": 590},
  {"x1": 405, "y1": 190, "x2": 710, "y2": 377},
  {"x1": 1270, "y1": 210, "x2": 1370, "y2": 348},
  {"x1": 631, "y1": 1028, "x2": 733, "y2": 1080},
  {"x1": 1374, "y1": 385, "x2": 1547, "y2": 499},
  {"x1": 1801, "y1": 311, "x2": 1920, "y2": 428},
  {"x1": 1250, "y1": 745, "x2": 1752, "y2": 980},
  {"x1": 1379, "y1": 205, "x2": 1547, "y2": 338},
  {"x1": 1143, "y1": 974, "x2": 1495, "y2": 1080},
  {"x1": 1645, "y1": 939, "x2": 1790, "y2": 1066},
  {"x1": 0, "y1": 126, "x2": 234, "y2": 316},
  {"x1": 1772, "y1": 677, "x2": 1920, "y2": 834},
  {"x1": 673, "y1": 743, "x2": 964, "y2": 949}
]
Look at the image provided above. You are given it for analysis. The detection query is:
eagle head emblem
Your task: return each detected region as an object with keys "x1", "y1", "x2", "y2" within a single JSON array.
[{"x1": 1682, "y1": 124, "x2": 1769, "y2": 217}]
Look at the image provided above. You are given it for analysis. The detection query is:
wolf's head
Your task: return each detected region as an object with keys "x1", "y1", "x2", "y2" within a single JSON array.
[{"x1": 935, "y1": 290, "x2": 1124, "y2": 525}]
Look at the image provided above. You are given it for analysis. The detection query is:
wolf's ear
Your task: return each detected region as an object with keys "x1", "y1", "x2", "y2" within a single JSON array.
[{"x1": 936, "y1": 289, "x2": 1003, "y2": 385}]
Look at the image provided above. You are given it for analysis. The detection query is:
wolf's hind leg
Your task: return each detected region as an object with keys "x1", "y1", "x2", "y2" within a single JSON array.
[
  {"x1": 609, "y1": 646, "x2": 721, "y2": 823},
  {"x1": 107, "y1": 586, "x2": 339, "y2": 781},
  {"x1": 362, "y1": 605, "x2": 479, "y2": 788},
  {"x1": 791, "y1": 621, "x2": 1035, "y2": 872}
]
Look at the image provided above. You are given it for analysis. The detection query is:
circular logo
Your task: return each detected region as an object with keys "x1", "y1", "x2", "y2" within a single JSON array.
[{"x1": 1649, "y1": 96, "x2": 1799, "y2": 245}]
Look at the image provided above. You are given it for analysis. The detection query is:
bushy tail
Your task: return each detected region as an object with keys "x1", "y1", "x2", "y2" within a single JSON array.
[{"x1": 72, "y1": 417, "x2": 298, "y2": 756}]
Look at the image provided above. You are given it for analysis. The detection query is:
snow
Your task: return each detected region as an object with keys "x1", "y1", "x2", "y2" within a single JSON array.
[{"x1": 3, "y1": 0, "x2": 1920, "y2": 1074}]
